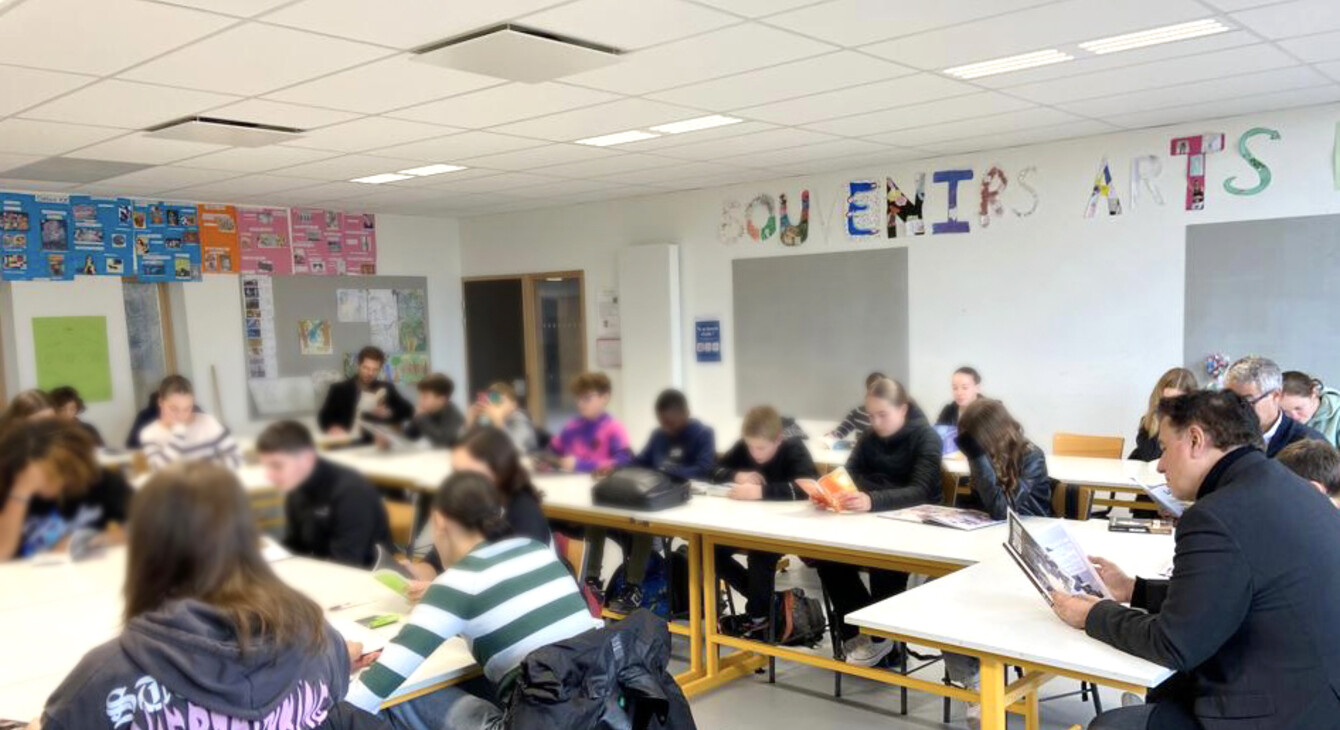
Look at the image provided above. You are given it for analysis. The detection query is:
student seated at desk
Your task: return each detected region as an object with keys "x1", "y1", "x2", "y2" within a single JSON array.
[
  {"x1": 1130, "y1": 367, "x2": 1199, "y2": 461},
  {"x1": 38, "y1": 462, "x2": 381, "y2": 730},
  {"x1": 347, "y1": 472, "x2": 597, "y2": 730},
  {"x1": 548, "y1": 371, "x2": 631, "y2": 473},
  {"x1": 0, "y1": 420, "x2": 131, "y2": 561},
  {"x1": 258, "y1": 420, "x2": 390, "y2": 569},
  {"x1": 0, "y1": 388, "x2": 54, "y2": 432},
  {"x1": 319, "y1": 346, "x2": 414, "y2": 441},
  {"x1": 404, "y1": 373, "x2": 465, "y2": 448},
  {"x1": 955, "y1": 399, "x2": 1052, "y2": 519},
  {"x1": 1278, "y1": 439, "x2": 1340, "y2": 508},
  {"x1": 138, "y1": 375, "x2": 241, "y2": 470},
  {"x1": 1224, "y1": 355, "x2": 1326, "y2": 458},
  {"x1": 825, "y1": 371, "x2": 885, "y2": 442},
  {"x1": 1052, "y1": 390, "x2": 1340, "y2": 729},
  {"x1": 935, "y1": 366, "x2": 982, "y2": 427},
  {"x1": 463, "y1": 381, "x2": 538, "y2": 454},
  {"x1": 818, "y1": 377, "x2": 942, "y2": 667},
  {"x1": 48, "y1": 385, "x2": 104, "y2": 447},
  {"x1": 1282, "y1": 369, "x2": 1340, "y2": 449},
  {"x1": 712, "y1": 405, "x2": 819, "y2": 637}
]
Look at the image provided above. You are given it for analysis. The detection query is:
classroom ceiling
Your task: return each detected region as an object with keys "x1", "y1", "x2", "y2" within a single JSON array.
[{"x1": 0, "y1": 0, "x2": 1337, "y2": 218}]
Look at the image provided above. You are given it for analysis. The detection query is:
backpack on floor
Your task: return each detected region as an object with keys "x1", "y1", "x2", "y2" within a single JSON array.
[
  {"x1": 606, "y1": 550, "x2": 689, "y2": 620},
  {"x1": 770, "y1": 588, "x2": 826, "y2": 647}
]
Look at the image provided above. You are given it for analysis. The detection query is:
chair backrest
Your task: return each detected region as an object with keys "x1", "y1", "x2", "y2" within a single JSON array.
[
  {"x1": 1052, "y1": 432, "x2": 1125, "y2": 459},
  {"x1": 939, "y1": 469, "x2": 960, "y2": 506},
  {"x1": 1051, "y1": 480, "x2": 1094, "y2": 520}
]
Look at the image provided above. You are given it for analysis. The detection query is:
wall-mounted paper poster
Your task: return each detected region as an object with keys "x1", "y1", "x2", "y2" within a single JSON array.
[
  {"x1": 298, "y1": 319, "x2": 333, "y2": 356},
  {"x1": 778, "y1": 190, "x2": 809, "y2": 246},
  {"x1": 1224, "y1": 127, "x2": 1279, "y2": 196},
  {"x1": 240, "y1": 275, "x2": 279, "y2": 378},
  {"x1": 133, "y1": 201, "x2": 200, "y2": 282},
  {"x1": 387, "y1": 352, "x2": 429, "y2": 384},
  {"x1": 340, "y1": 212, "x2": 376, "y2": 274},
  {"x1": 237, "y1": 206, "x2": 293, "y2": 276},
  {"x1": 0, "y1": 192, "x2": 74, "y2": 281},
  {"x1": 398, "y1": 318, "x2": 426, "y2": 353},
  {"x1": 69, "y1": 196, "x2": 132, "y2": 277},
  {"x1": 695, "y1": 318, "x2": 722, "y2": 363},
  {"x1": 366, "y1": 288, "x2": 396, "y2": 325},
  {"x1": 198, "y1": 204, "x2": 241, "y2": 274},
  {"x1": 1084, "y1": 157, "x2": 1123, "y2": 218},
  {"x1": 886, "y1": 175, "x2": 925, "y2": 237},
  {"x1": 596, "y1": 338, "x2": 621, "y2": 368},
  {"x1": 1170, "y1": 132, "x2": 1225, "y2": 211},
  {"x1": 32, "y1": 316, "x2": 113, "y2": 402},
  {"x1": 291, "y1": 208, "x2": 344, "y2": 276},
  {"x1": 336, "y1": 288, "x2": 368, "y2": 322},
  {"x1": 394, "y1": 288, "x2": 425, "y2": 323}
]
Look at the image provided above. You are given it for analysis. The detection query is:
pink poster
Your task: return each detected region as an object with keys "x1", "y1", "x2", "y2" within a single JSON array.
[
  {"x1": 290, "y1": 207, "x2": 344, "y2": 276},
  {"x1": 341, "y1": 212, "x2": 377, "y2": 275},
  {"x1": 237, "y1": 206, "x2": 293, "y2": 276}
]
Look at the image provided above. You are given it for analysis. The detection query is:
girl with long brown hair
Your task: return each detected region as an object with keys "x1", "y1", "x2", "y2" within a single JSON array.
[{"x1": 955, "y1": 398, "x2": 1052, "y2": 520}]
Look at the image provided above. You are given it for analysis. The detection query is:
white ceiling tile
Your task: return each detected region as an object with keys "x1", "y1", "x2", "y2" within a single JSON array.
[
  {"x1": 268, "y1": 181, "x2": 381, "y2": 202},
  {"x1": 264, "y1": 55, "x2": 504, "y2": 114},
  {"x1": 646, "y1": 50, "x2": 914, "y2": 110},
  {"x1": 170, "y1": 174, "x2": 319, "y2": 199},
  {"x1": 457, "y1": 143, "x2": 619, "y2": 171},
  {"x1": 388, "y1": 82, "x2": 619, "y2": 128},
  {"x1": 156, "y1": 0, "x2": 294, "y2": 16},
  {"x1": 521, "y1": 0, "x2": 739, "y2": 50},
  {"x1": 202, "y1": 99, "x2": 362, "y2": 130},
  {"x1": 1105, "y1": 84, "x2": 1340, "y2": 128},
  {"x1": 0, "y1": 178, "x2": 79, "y2": 192},
  {"x1": 0, "y1": 120, "x2": 126, "y2": 156},
  {"x1": 531, "y1": 153, "x2": 682, "y2": 178},
  {"x1": 689, "y1": 0, "x2": 821, "y2": 17},
  {"x1": 94, "y1": 166, "x2": 244, "y2": 191},
  {"x1": 1316, "y1": 60, "x2": 1340, "y2": 82},
  {"x1": 916, "y1": 119, "x2": 1118, "y2": 155},
  {"x1": 616, "y1": 120, "x2": 777, "y2": 152},
  {"x1": 283, "y1": 117, "x2": 460, "y2": 153},
  {"x1": 592, "y1": 160, "x2": 760, "y2": 185},
  {"x1": 509, "y1": 178, "x2": 627, "y2": 198},
  {"x1": 262, "y1": 0, "x2": 568, "y2": 48},
  {"x1": 271, "y1": 154, "x2": 421, "y2": 180},
  {"x1": 1199, "y1": 0, "x2": 1280, "y2": 9},
  {"x1": 172, "y1": 146, "x2": 343, "y2": 173},
  {"x1": 865, "y1": 107, "x2": 1085, "y2": 147},
  {"x1": 760, "y1": 146, "x2": 926, "y2": 175},
  {"x1": 69, "y1": 134, "x2": 229, "y2": 164},
  {"x1": 719, "y1": 137, "x2": 894, "y2": 168},
  {"x1": 491, "y1": 98, "x2": 707, "y2": 141},
  {"x1": 21, "y1": 80, "x2": 241, "y2": 129},
  {"x1": 860, "y1": 0, "x2": 1208, "y2": 71},
  {"x1": 1231, "y1": 0, "x2": 1340, "y2": 39},
  {"x1": 764, "y1": 0, "x2": 1056, "y2": 47},
  {"x1": 331, "y1": 187, "x2": 451, "y2": 207},
  {"x1": 434, "y1": 172, "x2": 565, "y2": 194},
  {"x1": 368, "y1": 131, "x2": 546, "y2": 163},
  {"x1": 0, "y1": 65, "x2": 96, "y2": 118},
  {"x1": 733, "y1": 72, "x2": 975, "y2": 124},
  {"x1": 1278, "y1": 30, "x2": 1340, "y2": 62},
  {"x1": 120, "y1": 24, "x2": 390, "y2": 96},
  {"x1": 653, "y1": 127, "x2": 840, "y2": 160},
  {"x1": 561, "y1": 23, "x2": 836, "y2": 95},
  {"x1": 1059, "y1": 66, "x2": 1331, "y2": 117},
  {"x1": 0, "y1": 154, "x2": 45, "y2": 176},
  {"x1": 1005, "y1": 44, "x2": 1298, "y2": 104},
  {"x1": 803, "y1": 92, "x2": 1034, "y2": 137},
  {"x1": 0, "y1": 0, "x2": 232, "y2": 75}
]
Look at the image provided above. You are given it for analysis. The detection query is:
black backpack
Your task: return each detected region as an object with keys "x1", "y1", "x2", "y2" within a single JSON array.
[
  {"x1": 770, "y1": 588, "x2": 826, "y2": 647},
  {"x1": 593, "y1": 468, "x2": 690, "y2": 511}
]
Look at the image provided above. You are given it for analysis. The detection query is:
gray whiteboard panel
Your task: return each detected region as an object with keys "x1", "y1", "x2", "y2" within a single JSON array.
[
  {"x1": 244, "y1": 275, "x2": 429, "y2": 419},
  {"x1": 733, "y1": 249, "x2": 909, "y2": 419},
  {"x1": 1185, "y1": 214, "x2": 1340, "y2": 382}
]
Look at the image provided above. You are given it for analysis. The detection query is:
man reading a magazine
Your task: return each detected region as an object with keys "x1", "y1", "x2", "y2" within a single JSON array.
[{"x1": 1051, "y1": 390, "x2": 1340, "y2": 729}]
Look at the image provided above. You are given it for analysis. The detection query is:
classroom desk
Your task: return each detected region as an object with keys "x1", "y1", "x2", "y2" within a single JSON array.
[
  {"x1": 324, "y1": 446, "x2": 452, "y2": 489},
  {"x1": 942, "y1": 453, "x2": 1163, "y2": 491},
  {"x1": 0, "y1": 550, "x2": 476, "y2": 722},
  {"x1": 848, "y1": 528, "x2": 1175, "y2": 730}
]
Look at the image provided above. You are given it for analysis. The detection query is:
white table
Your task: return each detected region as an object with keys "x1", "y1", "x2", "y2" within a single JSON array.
[
  {"x1": 324, "y1": 446, "x2": 452, "y2": 490},
  {"x1": 0, "y1": 549, "x2": 476, "y2": 722},
  {"x1": 129, "y1": 463, "x2": 276, "y2": 493},
  {"x1": 942, "y1": 453, "x2": 1163, "y2": 490}
]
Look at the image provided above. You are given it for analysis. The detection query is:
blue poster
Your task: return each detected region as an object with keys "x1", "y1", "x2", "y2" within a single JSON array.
[
  {"x1": 70, "y1": 196, "x2": 133, "y2": 277},
  {"x1": 695, "y1": 318, "x2": 722, "y2": 363},
  {"x1": 1, "y1": 192, "x2": 73, "y2": 281},
  {"x1": 133, "y1": 201, "x2": 201, "y2": 282}
]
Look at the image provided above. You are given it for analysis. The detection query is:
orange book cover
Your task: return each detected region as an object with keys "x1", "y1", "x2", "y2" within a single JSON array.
[{"x1": 797, "y1": 467, "x2": 858, "y2": 512}]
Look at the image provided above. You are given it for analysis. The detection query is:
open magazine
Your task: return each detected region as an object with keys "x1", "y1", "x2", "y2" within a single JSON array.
[
  {"x1": 1004, "y1": 510, "x2": 1111, "y2": 606},
  {"x1": 1130, "y1": 476, "x2": 1186, "y2": 517},
  {"x1": 882, "y1": 504, "x2": 1001, "y2": 531},
  {"x1": 796, "y1": 467, "x2": 859, "y2": 512}
]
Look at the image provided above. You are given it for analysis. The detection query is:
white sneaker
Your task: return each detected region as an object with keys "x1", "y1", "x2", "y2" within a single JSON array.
[
  {"x1": 965, "y1": 702, "x2": 981, "y2": 730},
  {"x1": 842, "y1": 635, "x2": 895, "y2": 667}
]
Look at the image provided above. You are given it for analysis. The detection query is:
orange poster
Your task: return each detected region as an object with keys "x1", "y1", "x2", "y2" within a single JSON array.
[{"x1": 198, "y1": 204, "x2": 241, "y2": 274}]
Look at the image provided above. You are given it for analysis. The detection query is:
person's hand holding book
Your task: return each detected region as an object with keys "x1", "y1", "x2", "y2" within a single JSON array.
[{"x1": 1088, "y1": 555, "x2": 1134, "y2": 603}]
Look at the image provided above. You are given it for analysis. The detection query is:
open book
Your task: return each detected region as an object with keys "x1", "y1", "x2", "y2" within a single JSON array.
[
  {"x1": 1130, "y1": 477, "x2": 1186, "y2": 517},
  {"x1": 796, "y1": 467, "x2": 858, "y2": 512},
  {"x1": 372, "y1": 544, "x2": 415, "y2": 597},
  {"x1": 329, "y1": 617, "x2": 390, "y2": 657},
  {"x1": 1004, "y1": 510, "x2": 1111, "y2": 606},
  {"x1": 882, "y1": 504, "x2": 1001, "y2": 531}
]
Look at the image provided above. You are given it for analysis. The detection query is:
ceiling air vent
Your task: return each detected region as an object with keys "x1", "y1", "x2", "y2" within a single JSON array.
[
  {"x1": 412, "y1": 24, "x2": 622, "y2": 83},
  {"x1": 144, "y1": 117, "x2": 305, "y2": 147}
]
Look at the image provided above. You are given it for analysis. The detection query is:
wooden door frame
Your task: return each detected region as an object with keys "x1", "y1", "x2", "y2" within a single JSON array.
[{"x1": 462, "y1": 270, "x2": 587, "y2": 424}]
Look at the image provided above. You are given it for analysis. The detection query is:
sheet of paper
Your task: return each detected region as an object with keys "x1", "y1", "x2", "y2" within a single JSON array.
[
  {"x1": 337, "y1": 288, "x2": 368, "y2": 322},
  {"x1": 367, "y1": 288, "x2": 396, "y2": 325}
]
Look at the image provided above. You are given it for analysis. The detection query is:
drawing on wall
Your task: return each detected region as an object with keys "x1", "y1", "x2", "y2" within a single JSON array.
[
  {"x1": 394, "y1": 289, "x2": 426, "y2": 322},
  {"x1": 366, "y1": 289, "x2": 396, "y2": 325},
  {"x1": 778, "y1": 190, "x2": 809, "y2": 246},
  {"x1": 398, "y1": 318, "x2": 426, "y2": 353},
  {"x1": 978, "y1": 166, "x2": 1008, "y2": 228},
  {"x1": 1084, "y1": 157, "x2": 1123, "y2": 218},
  {"x1": 1130, "y1": 156, "x2": 1164, "y2": 208},
  {"x1": 1011, "y1": 166, "x2": 1039, "y2": 218},
  {"x1": 845, "y1": 180, "x2": 881, "y2": 238},
  {"x1": 886, "y1": 174, "x2": 925, "y2": 237},
  {"x1": 388, "y1": 353, "x2": 429, "y2": 384},
  {"x1": 931, "y1": 169, "x2": 972, "y2": 234},
  {"x1": 298, "y1": 319, "x2": 332, "y2": 356},
  {"x1": 745, "y1": 194, "x2": 776, "y2": 241},
  {"x1": 1170, "y1": 132, "x2": 1225, "y2": 211},
  {"x1": 719, "y1": 199, "x2": 744, "y2": 244},
  {"x1": 1224, "y1": 127, "x2": 1279, "y2": 196},
  {"x1": 336, "y1": 288, "x2": 368, "y2": 322}
]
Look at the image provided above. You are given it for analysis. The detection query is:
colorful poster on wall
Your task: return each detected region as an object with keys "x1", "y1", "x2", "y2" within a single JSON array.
[
  {"x1": 69, "y1": 196, "x2": 132, "y2": 277},
  {"x1": 298, "y1": 318, "x2": 333, "y2": 355},
  {"x1": 132, "y1": 201, "x2": 200, "y2": 282},
  {"x1": 340, "y1": 212, "x2": 376, "y2": 275},
  {"x1": 199, "y1": 204, "x2": 241, "y2": 274},
  {"x1": 387, "y1": 352, "x2": 428, "y2": 384},
  {"x1": 291, "y1": 208, "x2": 344, "y2": 276},
  {"x1": 1170, "y1": 133, "x2": 1225, "y2": 211},
  {"x1": 241, "y1": 275, "x2": 279, "y2": 379},
  {"x1": 0, "y1": 192, "x2": 74, "y2": 281},
  {"x1": 33, "y1": 316, "x2": 113, "y2": 401},
  {"x1": 237, "y1": 206, "x2": 292, "y2": 276}
]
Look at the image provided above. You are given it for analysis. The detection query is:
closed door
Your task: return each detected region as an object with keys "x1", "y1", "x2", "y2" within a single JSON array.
[{"x1": 462, "y1": 278, "x2": 527, "y2": 402}]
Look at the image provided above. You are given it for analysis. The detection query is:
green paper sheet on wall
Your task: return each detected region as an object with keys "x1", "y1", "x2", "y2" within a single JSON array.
[{"x1": 33, "y1": 316, "x2": 113, "y2": 402}]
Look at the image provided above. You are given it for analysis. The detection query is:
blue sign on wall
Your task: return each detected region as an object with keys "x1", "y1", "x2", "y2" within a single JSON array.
[{"x1": 695, "y1": 318, "x2": 721, "y2": 363}]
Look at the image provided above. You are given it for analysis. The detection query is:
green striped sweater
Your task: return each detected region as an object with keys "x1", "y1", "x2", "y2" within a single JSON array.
[{"x1": 346, "y1": 537, "x2": 597, "y2": 713}]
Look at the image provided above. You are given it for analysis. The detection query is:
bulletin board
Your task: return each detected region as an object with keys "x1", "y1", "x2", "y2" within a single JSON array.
[{"x1": 240, "y1": 274, "x2": 430, "y2": 420}]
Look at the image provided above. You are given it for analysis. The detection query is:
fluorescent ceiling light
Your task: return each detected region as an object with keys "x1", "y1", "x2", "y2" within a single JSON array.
[
  {"x1": 398, "y1": 163, "x2": 467, "y2": 176},
  {"x1": 650, "y1": 115, "x2": 743, "y2": 134},
  {"x1": 1079, "y1": 19, "x2": 1230, "y2": 55},
  {"x1": 350, "y1": 173, "x2": 413, "y2": 184},
  {"x1": 944, "y1": 49, "x2": 1072, "y2": 79},
  {"x1": 575, "y1": 130, "x2": 660, "y2": 147}
]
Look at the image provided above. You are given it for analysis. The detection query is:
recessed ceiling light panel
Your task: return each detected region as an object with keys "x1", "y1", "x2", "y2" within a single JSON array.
[
  {"x1": 944, "y1": 49, "x2": 1073, "y2": 79},
  {"x1": 412, "y1": 24, "x2": 621, "y2": 83},
  {"x1": 398, "y1": 163, "x2": 467, "y2": 176},
  {"x1": 2, "y1": 157, "x2": 153, "y2": 184},
  {"x1": 144, "y1": 116, "x2": 304, "y2": 147},
  {"x1": 351, "y1": 173, "x2": 413, "y2": 184},
  {"x1": 574, "y1": 130, "x2": 660, "y2": 147},
  {"x1": 650, "y1": 115, "x2": 743, "y2": 134},
  {"x1": 1079, "y1": 19, "x2": 1230, "y2": 55}
]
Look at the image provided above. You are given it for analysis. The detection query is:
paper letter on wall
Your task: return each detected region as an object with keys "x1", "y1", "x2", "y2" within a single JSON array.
[
  {"x1": 719, "y1": 200, "x2": 743, "y2": 244},
  {"x1": 1011, "y1": 166, "x2": 1039, "y2": 217},
  {"x1": 886, "y1": 174, "x2": 925, "y2": 237},
  {"x1": 778, "y1": 190, "x2": 809, "y2": 246},
  {"x1": 1085, "y1": 157, "x2": 1122, "y2": 218},
  {"x1": 1170, "y1": 133, "x2": 1224, "y2": 210},
  {"x1": 1224, "y1": 127, "x2": 1279, "y2": 196},
  {"x1": 978, "y1": 166, "x2": 1008, "y2": 228},
  {"x1": 745, "y1": 194, "x2": 776, "y2": 241},
  {"x1": 931, "y1": 169, "x2": 972, "y2": 234},
  {"x1": 1130, "y1": 156, "x2": 1164, "y2": 208},
  {"x1": 846, "y1": 180, "x2": 880, "y2": 238}
]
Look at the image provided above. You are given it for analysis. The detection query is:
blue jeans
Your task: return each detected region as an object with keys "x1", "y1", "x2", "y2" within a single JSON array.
[{"x1": 384, "y1": 680, "x2": 504, "y2": 730}]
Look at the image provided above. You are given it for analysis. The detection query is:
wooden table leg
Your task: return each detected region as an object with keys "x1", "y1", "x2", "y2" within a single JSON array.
[
  {"x1": 686, "y1": 532, "x2": 704, "y2": 678},
  {"x1": 702, "y1": 533, "x2": 721, "y2": 676},
  {"x1": 979, "y1": 657, "x2": 1007, "y2": 730},
  {"x1": 1022, "y1": 684, "x2": 1040, "y2": 730}
]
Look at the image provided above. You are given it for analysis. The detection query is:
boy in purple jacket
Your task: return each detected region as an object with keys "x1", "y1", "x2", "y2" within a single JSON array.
[{"x1": 549, "y1": 371, "x2": 632, "y2": 472}]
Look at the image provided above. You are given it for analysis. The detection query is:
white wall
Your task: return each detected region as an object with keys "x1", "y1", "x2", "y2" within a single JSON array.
[
  {"x1": 0, "y1": 213, "x2": 467, "y2": 440},
  {"x1": 459, "y1": 101, "x2": 1340, "y2": 449}
]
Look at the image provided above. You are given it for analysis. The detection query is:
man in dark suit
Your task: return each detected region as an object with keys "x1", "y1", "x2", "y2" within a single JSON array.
[
  {"x1": 1052, "y1": 390, "x2": 1340, "y2": 729},
  {"x1": 317, "y1": 345, "x2": 413, "y2": 440},
  {"x1": 1224, "y1": 355, "x2": 1326, "y2": 457}
]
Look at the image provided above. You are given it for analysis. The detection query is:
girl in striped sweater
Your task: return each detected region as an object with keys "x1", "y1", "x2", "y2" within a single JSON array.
[
  {"x1": 137, "y1": 375, "x2": 242, "y2": 471},
  {"x1": 347, "y1": 472, "x2": 597, "y2": 730}
]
